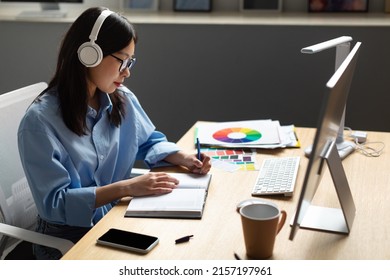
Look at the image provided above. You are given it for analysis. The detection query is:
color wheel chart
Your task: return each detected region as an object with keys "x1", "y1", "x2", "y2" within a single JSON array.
[
  {"x1": 212, "y1": 127, "x2": 262, "y2": 144},
  {"x1": 200, "y1": 147, "x2": 258, "y2": 171}
]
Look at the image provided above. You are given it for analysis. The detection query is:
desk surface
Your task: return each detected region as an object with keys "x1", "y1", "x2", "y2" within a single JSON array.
[{"x1": 62, "y1": 124, "x2": 390, "y2": 260}]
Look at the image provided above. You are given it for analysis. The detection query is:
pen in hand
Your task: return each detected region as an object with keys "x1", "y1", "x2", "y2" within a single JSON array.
[{"x1": 196, "y1": 137, "x2": 201, "y2": 160}]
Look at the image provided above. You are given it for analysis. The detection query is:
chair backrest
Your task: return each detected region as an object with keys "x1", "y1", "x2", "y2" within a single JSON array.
[{"x1": 0, "y1": 82, "x2": 47, "y2": 230}]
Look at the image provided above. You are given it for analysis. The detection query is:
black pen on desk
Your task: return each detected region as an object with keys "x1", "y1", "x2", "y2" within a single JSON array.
[
  {"x1": 196, "y1": 137, "x2": 201, "y2": 160},
  {"x1": 175, "y1": 235, "x2": 194, "y2": 244}
]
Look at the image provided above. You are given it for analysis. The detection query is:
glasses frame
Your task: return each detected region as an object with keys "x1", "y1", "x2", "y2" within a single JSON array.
[{"x1": 110, "y1": 54, "x2": 136, "y2": 72}]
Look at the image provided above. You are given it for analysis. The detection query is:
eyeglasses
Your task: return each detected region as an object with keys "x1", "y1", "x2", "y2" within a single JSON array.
[{"x1": 110, "y1": 54, "x2": 136, "y2": 72}]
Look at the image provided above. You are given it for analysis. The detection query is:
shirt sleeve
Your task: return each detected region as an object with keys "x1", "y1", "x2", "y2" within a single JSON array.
[
  {"x1": 122, "y1": 87, "x2": 181, "y2": 168},
  {"x1": 136, "y1": 130, "x2": 180, "y2": 168}
]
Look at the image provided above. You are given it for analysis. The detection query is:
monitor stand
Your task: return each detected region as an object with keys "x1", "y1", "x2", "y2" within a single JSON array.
[
  {"x1": 298, "y1": 141, "x2": 356, "y2": 234},
  {"x1": 298, "y1": 205, "x2": 349, "y2": 233},
  {"x1": 16, "y1": 3, "x2": 67, "y2": 18}
]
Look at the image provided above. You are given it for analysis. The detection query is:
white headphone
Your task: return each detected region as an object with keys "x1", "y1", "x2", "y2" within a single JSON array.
[{"x1": 77, "y1": 9, "x2": 114, "y2": 67}]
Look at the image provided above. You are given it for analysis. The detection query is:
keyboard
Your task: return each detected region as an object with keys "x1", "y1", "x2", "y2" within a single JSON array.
[
  {"x1": 17, "y1": 11, "x2": 67, "y2": 19},
  {"x1": 252, "y1": 156, "x2": 300, "y2": 197}
]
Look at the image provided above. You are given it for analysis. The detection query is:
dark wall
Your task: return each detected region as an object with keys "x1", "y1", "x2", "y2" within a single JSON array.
[{"x1": 1, "y1": 20, "x2": 389, "y2": 142}]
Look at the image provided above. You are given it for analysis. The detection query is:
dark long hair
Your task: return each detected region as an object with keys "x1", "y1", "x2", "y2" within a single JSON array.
[{"x1": 44, "y1": 7, "x2": 137, "y2": 135}]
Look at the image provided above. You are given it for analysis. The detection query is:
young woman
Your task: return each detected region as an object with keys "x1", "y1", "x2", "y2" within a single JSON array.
[{"x1": 17, "y1": 7, "x2": 211, "y2": 259}]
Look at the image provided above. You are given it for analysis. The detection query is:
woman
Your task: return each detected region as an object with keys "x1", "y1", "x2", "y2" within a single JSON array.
[{"x1": 17, "y1": 7, "x2": 211, "y2": 259}]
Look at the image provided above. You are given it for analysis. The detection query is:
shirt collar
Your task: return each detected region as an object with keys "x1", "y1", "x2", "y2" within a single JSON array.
[
  {"x1": 87, "y1": 91, "x2": 113, "y2": 117},
  {"x1": 100, "y1": 91, "x2": 113, "y2": 114}
]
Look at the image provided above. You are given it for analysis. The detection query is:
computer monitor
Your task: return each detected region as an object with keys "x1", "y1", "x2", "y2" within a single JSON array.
[
  {"x1": 2, "y1": 0, "x2": 83, "y2": 18},
  {"x1": 289, "y1": 41, "x2": 361, "y2": 240}
]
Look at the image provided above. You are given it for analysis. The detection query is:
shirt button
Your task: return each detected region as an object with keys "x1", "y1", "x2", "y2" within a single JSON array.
[{"x1": 100, "y1": 155, "x2": 104, "y2": 160}]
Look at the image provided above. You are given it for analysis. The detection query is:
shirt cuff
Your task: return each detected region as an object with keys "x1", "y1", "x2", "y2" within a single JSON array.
[{"x1": 144, "y1": 142, "x2": 180, "y2": 169}]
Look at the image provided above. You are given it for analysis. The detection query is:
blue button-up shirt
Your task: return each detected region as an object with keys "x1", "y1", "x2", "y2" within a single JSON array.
[{"x1": 18, "y1": 86, "x2": 179, "y2": 227}]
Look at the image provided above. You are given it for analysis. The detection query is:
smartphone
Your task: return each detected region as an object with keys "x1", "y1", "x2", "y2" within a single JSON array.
[{"x1": 96, "y1": 228, "x2": 159, "y2": 254}]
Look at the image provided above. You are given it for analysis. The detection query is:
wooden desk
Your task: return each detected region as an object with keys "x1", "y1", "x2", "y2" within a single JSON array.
[{"x1": 62, "y1": 124, "x2": 390, "y2": 260}]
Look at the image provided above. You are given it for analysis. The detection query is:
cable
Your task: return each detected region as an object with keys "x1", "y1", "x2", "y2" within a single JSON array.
[
  {"x1": 344, "y1": 127, "x2": 385, "y2": 157},
  {"x1": 354, "y1": 139, "x2": 385, "y2": 157}
]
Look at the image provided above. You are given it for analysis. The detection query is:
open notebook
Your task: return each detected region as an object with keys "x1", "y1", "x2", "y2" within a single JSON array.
[{"x1": 125, "y1": 172, "x2": 212, "y2": 219}]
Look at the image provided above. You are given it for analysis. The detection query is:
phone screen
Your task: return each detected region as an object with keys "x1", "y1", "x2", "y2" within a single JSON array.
[{"x1": 97, "y1": 228, "x2": 159, "y2": 253}]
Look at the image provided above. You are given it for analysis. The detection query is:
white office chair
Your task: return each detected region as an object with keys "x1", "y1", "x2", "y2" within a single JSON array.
[{"x1": 0, "y1": 82, "x2": 73, "y2": 259}]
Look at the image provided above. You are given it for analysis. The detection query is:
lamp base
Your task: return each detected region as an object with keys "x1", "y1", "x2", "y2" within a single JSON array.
[{"x1": 304, "y1": 140, "x2": 356, "y2": 160}]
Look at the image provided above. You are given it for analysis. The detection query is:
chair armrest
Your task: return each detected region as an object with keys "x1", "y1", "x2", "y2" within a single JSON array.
[{"x1": 0, "y1": 223, "x2": 73, "y2": 255}]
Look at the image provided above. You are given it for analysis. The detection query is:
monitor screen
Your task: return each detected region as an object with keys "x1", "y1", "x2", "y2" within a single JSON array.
[
  {"x1": 289, "y1": 41, "x2": 361, "y2": 240},
  {"x1": 2, "y1": 0, "x2": 82, "y2": 2},
  {"x1": 2, "y1": 0, "x2": 83, "y2": 17}
]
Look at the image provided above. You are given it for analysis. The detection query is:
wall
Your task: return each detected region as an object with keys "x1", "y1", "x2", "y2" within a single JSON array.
[
  {"x1": 129, "y1": 23, "x2": 390, "y2": 141},
  {"x1": 1, "y1": 1, "x2": 390, "y2": 142}
]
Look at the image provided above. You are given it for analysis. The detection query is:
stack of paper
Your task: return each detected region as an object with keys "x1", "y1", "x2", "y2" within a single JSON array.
[{"x1": 196, "y1": 120, "x2": 299, "y2": 149}]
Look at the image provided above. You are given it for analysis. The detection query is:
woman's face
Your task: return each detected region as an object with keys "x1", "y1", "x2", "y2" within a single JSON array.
[{"x1": 86, "y1": 39, "x2": 135, "y2": 96}]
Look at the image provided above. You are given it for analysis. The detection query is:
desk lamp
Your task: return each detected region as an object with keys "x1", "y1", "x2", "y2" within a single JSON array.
[{"x1": 302, "y1": 36, "x2": 355, "y2": 160}]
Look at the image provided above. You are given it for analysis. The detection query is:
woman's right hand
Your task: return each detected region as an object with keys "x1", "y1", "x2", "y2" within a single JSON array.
[{"x1": 127, "y1": 172, "x2": 179, "y2": 197}]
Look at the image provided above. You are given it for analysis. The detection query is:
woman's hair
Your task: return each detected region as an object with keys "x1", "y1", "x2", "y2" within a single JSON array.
[{"x1": 44, "y1": 7, "x2": 137, "y2": 135}]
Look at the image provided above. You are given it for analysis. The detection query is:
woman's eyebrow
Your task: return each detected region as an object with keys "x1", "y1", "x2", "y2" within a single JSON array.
[{"x1": 117, "y1": 51, "x2": 134, "y2": 58}]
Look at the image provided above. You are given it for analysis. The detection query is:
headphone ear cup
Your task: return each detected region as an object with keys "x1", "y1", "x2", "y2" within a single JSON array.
[{"x1": 77, "y1": 42, "x2": 103, "y2": 67}]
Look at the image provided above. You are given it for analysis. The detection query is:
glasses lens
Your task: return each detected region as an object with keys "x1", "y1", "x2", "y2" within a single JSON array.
[
  {"x1": 119, "y1": 57, "x2": 136, "y2": 72},
  {"x1": 128, "y1": 58, "x2": 136, "y2": 70}
]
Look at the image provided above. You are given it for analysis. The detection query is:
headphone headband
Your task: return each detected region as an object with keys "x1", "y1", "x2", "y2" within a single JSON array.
[
  {"x1": 89, "y1": 9, "x2": 114, "y2": 43},
  {"x1": 77, "y1": 9, "x2": 114, "y2": 67}
]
